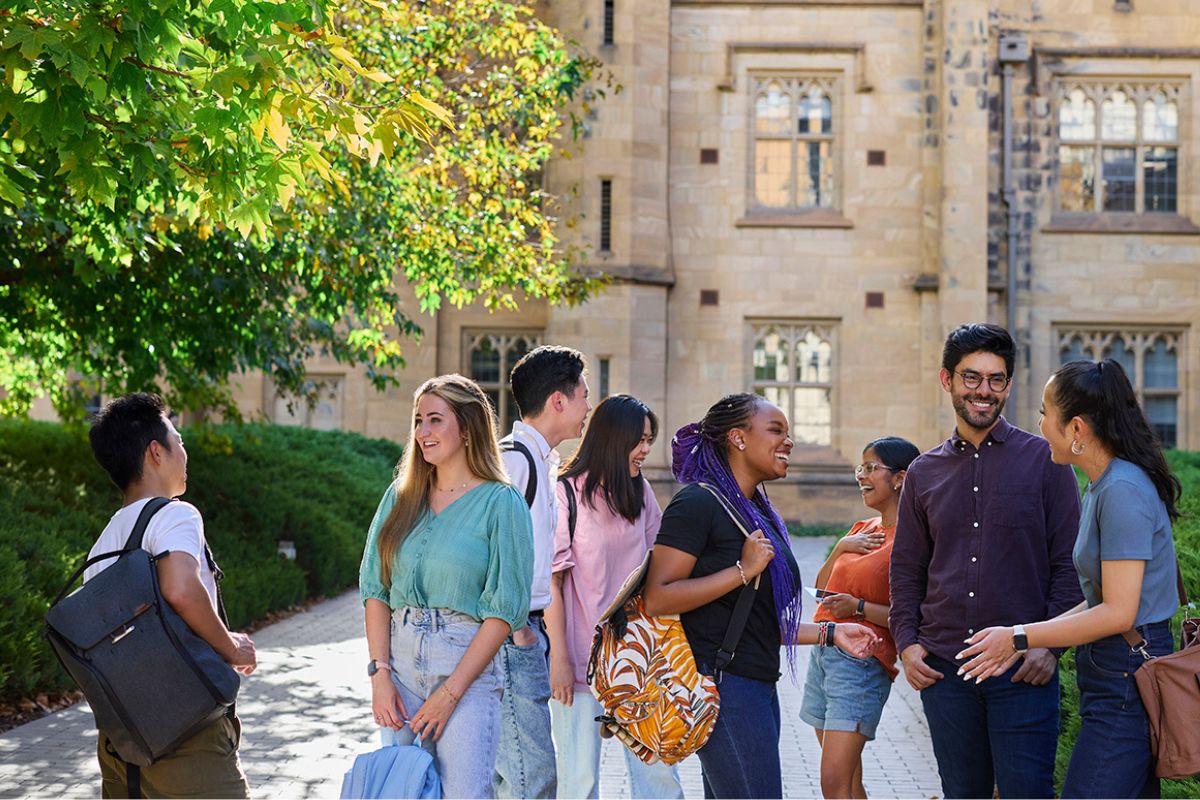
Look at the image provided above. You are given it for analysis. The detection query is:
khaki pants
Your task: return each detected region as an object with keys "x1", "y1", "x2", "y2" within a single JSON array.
[{"x1": 98, "y1": 714, "x2": 250, "y2": 799}]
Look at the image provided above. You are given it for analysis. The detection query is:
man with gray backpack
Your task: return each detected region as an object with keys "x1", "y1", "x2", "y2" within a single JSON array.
[{"x1": 72, "y1": 393, "x2": 256, "y2": 797}]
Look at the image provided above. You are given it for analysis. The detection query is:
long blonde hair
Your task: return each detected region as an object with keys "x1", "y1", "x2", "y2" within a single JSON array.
[{"x1": 376, "y1": 374, "x2": 509, "y2": 585}]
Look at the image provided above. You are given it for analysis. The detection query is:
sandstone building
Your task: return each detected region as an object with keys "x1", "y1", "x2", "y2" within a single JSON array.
[{"x1": 228, "y1": 0, "x2": 1200, "y2": 522}]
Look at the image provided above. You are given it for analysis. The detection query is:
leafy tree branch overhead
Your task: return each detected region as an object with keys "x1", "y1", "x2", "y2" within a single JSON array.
[{"x1": 0, "y1": 0, "x2": 610, "y2": 420}]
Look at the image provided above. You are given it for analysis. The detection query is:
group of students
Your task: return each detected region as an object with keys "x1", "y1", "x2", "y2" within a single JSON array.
[
  {"x1": 76, "y1": 320, "x2": 1182, "y2": 800},
  {"x1": 356, "y1": 325, "x2": 1185, "y2": 800}
]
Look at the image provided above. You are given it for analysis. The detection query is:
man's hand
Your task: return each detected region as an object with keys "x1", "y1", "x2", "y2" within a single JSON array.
[
  {"x1": 900, "y1": 643, "x2": 944, "y2": 691},
  {"x1": 820, "y1": 593, "x2": 861, "y2": 620},
  {"x1": 226, "y1": 632, "x2": 257, "y2": 675},
  {"x1": 550, "y1": 653, "x2": 574, "y2": 707},
  {"x1": 1010, "y1": 647, "x2": 1057, "y2": 685},
  {"x1": 512, "y1": 624, "x2": 538, "y2": 648}
]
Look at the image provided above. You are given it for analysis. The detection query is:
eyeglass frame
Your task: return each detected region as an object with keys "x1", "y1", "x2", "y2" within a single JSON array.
[
  {"x1": 954, "y1": 370, "x2": 1011, "y2": 392},
  {"x1": 854, "y1": 462, "x2": 895, "y2": 477}
]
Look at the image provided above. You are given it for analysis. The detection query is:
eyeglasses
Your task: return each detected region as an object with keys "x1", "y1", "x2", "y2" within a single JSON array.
[
  {"x1": 955, "y1": 370, "x2": 1010, "y2": 392},
  {"x1": 855, "y1": 462, "x2": 894, "y2": 477}
]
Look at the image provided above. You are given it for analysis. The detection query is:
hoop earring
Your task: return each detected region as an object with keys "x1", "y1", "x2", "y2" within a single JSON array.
[{"x1": 1071, "y1": 440, "x2": 1084, "y2": 456}]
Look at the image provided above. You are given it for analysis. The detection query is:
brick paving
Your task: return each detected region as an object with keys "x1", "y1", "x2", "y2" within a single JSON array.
[{"x1": 0, "y1": 536, "x2": 940, "y2": 798}]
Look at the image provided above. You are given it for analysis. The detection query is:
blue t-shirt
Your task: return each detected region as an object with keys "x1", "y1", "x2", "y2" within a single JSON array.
[{"x1": 1073, "y1": 458, "x2": 1178, "y2": 627}]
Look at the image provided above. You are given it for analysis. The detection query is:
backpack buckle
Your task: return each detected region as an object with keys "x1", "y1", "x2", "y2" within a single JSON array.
[{"x1": 111, "y1": 625, "x2": 135, "y2": 644}]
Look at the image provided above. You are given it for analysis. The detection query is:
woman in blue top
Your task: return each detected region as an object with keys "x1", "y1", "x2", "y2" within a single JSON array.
[
  {"x1": 360, "y1": 374, "x2": 534, "y2": 799},
  {"x1": 958, "y1": 359, "x2": 1181, "y2": 798}
]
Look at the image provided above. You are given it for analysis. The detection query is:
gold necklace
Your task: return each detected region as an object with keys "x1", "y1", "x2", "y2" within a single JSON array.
[{"x1": 435, "y1": 479, "x2": 470, "y2": 493}]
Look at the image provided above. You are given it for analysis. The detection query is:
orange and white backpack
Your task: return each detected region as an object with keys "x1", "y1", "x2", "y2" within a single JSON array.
[{"x1": 585, "y1": 483, "x2": 759, "y2": 765}]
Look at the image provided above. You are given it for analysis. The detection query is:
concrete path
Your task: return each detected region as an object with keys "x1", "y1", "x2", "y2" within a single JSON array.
[{"x1": 0, "y1": 536, "x2": 941, "y2": 798}]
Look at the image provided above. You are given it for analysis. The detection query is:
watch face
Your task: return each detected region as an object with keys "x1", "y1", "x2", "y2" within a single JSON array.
[{"x1": 367, "y1": 660, "x2": 378, "y2": 676}]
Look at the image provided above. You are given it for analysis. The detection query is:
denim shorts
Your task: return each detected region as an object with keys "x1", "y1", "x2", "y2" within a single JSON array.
[{"x1": 799, "y1": 645, "x2": 892, "y2": 740}]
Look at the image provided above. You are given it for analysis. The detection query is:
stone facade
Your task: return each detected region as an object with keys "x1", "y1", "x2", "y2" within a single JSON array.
[{"x1": 205, "y1": 1, "x2": 1200, "y2": 522}]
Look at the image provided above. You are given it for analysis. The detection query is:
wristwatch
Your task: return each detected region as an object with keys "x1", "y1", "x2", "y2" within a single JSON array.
[
  {"x1": 1012, "y1": 624, "x2": 1029, "y2": 654},
  {"x1": 855, "y1": 598, "x2": 866, "y2": 617},
  {"x1": 367, "y1": 659, "x2": 392, "y2": 677}
]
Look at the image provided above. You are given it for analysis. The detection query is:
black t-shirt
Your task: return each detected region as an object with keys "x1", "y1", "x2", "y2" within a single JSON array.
[{"x1": 654, "y1": 483, "x2": 801, "y2": 683}]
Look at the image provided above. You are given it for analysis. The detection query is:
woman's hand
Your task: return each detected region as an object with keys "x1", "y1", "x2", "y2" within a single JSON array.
[
  {"x1": 832, "y1": 622, "x2": 880, "y2": 659},
  {"x1": 740, "y1": 530, "x2": 775, "y2": 578},
  {"x1": 371, "y1": 671, "x2": 408, "y2": 730},
  {"x1": 550, "y1": 653, "x2": 575, "y2": 707},
  {"x1": 819, "y1": 592, "x2": 861, "y2": 620},
  {"x1": 409, "y1": 683, "x2": 461, "y2": 742},
  {"x1": 956, "y1": 626, "x2": 1021, "y2": 683},
  {"x1": 836, "y1": 529, "x2": 886, "y2": 555}
]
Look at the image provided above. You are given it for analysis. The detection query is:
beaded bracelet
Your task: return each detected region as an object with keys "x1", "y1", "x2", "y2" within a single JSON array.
[
  {"x1": 735, "y1": 560, "x2": 749, "y2": 586},
  {"x1": 440, "y1": 683, "x2": 460, "y2": 703}
]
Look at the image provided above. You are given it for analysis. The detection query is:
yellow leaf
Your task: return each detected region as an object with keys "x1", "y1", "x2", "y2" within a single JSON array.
[
  {"x1": 250, "y1": 111, "x2": 268, "y2": 144},
  {"x1": 330, "y1": 45, "x2": 393, "y2": 83},
  {"x1": 266, "y1": 107, "x2": 290, "y2": 151},
  {"x1": 407, "y1": 92, "x2": 454, "y2": 128},
  {"x1": 278, "y1": 174, "x2": 296, "y2": 211}
]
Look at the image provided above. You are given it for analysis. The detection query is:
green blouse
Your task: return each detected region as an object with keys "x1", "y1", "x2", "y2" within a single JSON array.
[{"x1": 358, "y1": 481, "x2": 534, "y2": 632}]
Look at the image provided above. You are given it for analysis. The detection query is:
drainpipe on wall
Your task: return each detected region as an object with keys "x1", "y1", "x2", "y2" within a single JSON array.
[{"x1": 998, "y1": 34, "x2": 1029, "y2": 409}]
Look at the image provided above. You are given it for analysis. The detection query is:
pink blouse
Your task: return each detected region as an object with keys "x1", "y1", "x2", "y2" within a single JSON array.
[{"x1": 552, "y1": 474, "x2": 663, "y2": 690}]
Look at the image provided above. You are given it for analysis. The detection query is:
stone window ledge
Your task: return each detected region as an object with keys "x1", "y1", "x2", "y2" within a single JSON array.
[
  {"x1": 1043, "y1": 213, "x2": 1200, "y2": 235},
  {"x1": 736, "y1": 209, "x2": 854, "y2": 229}
]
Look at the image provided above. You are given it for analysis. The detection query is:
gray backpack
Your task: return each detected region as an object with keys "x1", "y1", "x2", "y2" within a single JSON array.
[{"x1": 44, "y1": 497, "x2": 240, "y2": 769}]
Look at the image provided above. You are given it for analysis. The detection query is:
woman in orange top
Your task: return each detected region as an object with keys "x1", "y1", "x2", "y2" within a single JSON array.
[{"x1": 800, "y1": 436, "x2": 920, "y2": 799}]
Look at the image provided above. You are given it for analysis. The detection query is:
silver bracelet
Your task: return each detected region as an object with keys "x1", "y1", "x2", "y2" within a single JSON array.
[{"x1": 735, "y1": 560, "x2": 749, "y2": 586}]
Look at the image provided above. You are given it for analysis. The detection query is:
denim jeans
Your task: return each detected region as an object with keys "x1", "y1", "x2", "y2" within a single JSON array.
[
  {"x1": 549, "y1": 690, "x2": 683, "y2": 799},
  {"x1": 1062, "y1": 621, "x2": 1173, "y2": 799},
  {"x1": 920, "y1": 653, "x2": 1059, "y2": 799},
  {"x1": 493, "y1": 616, "x2": 557, "y2": 799},
  {"x1": 695, "y1": 671, "x2": 782, "y2": 799},
  {"x1": 386, "y1": 607, "x2": 504, "y2": 799}
]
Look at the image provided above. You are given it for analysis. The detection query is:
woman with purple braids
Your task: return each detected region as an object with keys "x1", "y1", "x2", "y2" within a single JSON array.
[{"x1": 643, "y1": 393, "x2": 880, "y2": 799}]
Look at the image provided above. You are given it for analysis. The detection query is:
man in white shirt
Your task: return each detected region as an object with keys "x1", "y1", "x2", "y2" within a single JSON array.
[
  {"x1": 86, "y1": 393, "x2": 256, "y2": 798},
  {"x1": 495, "y1": 346, "x2": 591, "y2": 800}
]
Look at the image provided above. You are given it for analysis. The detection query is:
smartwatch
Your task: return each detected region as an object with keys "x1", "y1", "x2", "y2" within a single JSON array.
[
  {"x1": 855, "y1": 598, "x2": 866, "y2": 617},
  {"x1": 1012, "y1": 624, "x2": 1029, "y2": 654},
  {"x1": 367, "y1": 659, "x2": 391, "y2": 677}
]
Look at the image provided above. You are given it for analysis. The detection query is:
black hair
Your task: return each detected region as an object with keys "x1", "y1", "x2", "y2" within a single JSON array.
[
  {"x1": 509, "y1": 345, "x2": 586, "y2": 419},
  {"x1": 1050, "y1": 359, "x2": 1181, "y2": 520},
  {"x1": 88, "y1": 393, "x2": 173, "y2": 491},
  {"x1": 560, "y1": 394, "x2": 658, "y2": 522},
  {"x1": 942, "y1": 323, "x2": 1016, "y2": 378},
  {"x1": 864, "y1": 436, "x2": 921, "y2": 472}
]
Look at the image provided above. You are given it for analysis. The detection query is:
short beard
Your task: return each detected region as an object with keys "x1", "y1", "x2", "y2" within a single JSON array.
[{"x1": 952, "y1": 392, "x2": 1006, "y2": 431}]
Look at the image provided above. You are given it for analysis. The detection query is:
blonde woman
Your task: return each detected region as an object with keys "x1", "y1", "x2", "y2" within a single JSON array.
[{"x1": 359, "y1": 375, "x2": 534, "y2": 798}]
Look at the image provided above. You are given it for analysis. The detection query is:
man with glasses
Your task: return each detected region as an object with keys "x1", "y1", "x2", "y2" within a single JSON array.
[{"x1": 889, "y1": 323, "x2": 1082, "y2": 799}]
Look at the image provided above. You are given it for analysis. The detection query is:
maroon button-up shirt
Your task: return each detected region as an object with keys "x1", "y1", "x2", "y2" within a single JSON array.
[{"x1": 889, "y1": 417, "x2": 1083, "y2": 663}]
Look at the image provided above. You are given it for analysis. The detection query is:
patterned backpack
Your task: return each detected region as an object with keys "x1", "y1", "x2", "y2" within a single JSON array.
[{"x1": 586, "y1": 483, "x2": 759, "y2": 765}]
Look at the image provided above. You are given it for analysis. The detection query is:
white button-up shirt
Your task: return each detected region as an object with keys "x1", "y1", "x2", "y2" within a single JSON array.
[{"x1": 500, "y1": 421, "x2": 559, "y2": 613}]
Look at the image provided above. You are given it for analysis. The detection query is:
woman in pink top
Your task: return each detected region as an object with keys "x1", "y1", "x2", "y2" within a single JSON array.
[{"x1": 545, "y1": 395, "x2": 683, "y2": 799}]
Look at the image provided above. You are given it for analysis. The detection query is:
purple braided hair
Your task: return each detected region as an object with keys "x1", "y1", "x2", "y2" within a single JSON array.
[{"x1": 671, "y1": 393, "x2": 804, "y2": 673}]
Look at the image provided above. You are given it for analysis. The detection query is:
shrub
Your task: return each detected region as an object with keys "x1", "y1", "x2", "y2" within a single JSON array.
[
  {"x1": 0, "y1": 418, "x2": 401, "y2": 704},
  {"x1": 1055, "y1": 453, "x2": 1200, "y2": 797}
]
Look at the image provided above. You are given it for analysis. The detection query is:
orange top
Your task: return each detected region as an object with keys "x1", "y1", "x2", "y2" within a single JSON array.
[{"x1": 812, "y1": 518, "x2": 898, "y2": 679}]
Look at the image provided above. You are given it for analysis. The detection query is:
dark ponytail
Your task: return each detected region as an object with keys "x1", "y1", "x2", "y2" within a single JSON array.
[{"x1": 1050, "y1": 359, "x2": 1181, "y2": 520}]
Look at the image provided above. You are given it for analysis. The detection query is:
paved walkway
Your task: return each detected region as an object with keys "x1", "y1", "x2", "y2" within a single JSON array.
[{"x1": 0, "y1": 536, "x2": 940, "y2": 798}]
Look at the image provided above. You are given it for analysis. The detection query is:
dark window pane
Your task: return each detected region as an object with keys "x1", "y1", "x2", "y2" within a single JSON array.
[
  {"x1": 471, "y1": 339, "x2": 501, "y2": 383},
  {"x1": 600, "y1": 179, "x2": 613, "y2": 251},
  {"x1": 1103, "y1": 336, "x2": 1136, "y2": 378},
  {"x1": 485, "y1": 389, "x2": 501, "y2": 422},
  {"x1": 603, "y1": 0, "x2": 614, "y2": 45},
  {"x1": 1144, "y1": 396, "x2": 1177, "y2": 449},
  {"x1": 1101, "y1": 147, "x2": 1136, "y2": 211},
  {"x1": 1062, "y1": 335, "x2": 1088, "y2": 364},
  {"x1": 1143, "y1": 338, "x2": 1177, "y2": 389},
  {"x1": 1144, "y1": 147, "x2": 1177, "y2": 213},
  {"x1": 503, "y1": 389, "x2": 517, "y2": 429}
]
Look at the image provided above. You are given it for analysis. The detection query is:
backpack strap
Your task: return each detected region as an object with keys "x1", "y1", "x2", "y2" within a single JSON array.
[
  {"x1": 559, "y1": 476, "x2": 578, "y2": 544},
  {"x1": 501, "y1": 440, "x2": 538, "y2": 508},
  {"x1": 51, "y1": 497, "x2": 173, "y2": 607},
  {"x1": 696, "y1": 482, "x2": 764, "y2": 678}
]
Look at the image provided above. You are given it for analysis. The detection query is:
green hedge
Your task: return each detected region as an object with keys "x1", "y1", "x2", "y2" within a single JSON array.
[
  {"x1": 1054, "y1": 452, "x2": 1200, "y2": 797},
  {"x1": 0, "y1": 419, "x2": 401, "y2": 704}
]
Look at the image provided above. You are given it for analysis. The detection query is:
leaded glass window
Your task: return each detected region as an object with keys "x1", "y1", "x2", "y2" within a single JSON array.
[
  {"x1": 465, "y1": 331, "x2": 541, "y2": 432},
  {"x1": 751, "y1": 322, "x2": 835, "y2": 446},
  {"x1": 751, "y1": 76, "x2": 838, "y2": 211},
  {"x1": 1056, "y1": 82, "x2": 1182, "y2": 214}
]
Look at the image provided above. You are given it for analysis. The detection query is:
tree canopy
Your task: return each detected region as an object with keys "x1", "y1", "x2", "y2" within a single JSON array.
[{"x1": 0, "y1": 0, "x2": 606, "y2": 419}]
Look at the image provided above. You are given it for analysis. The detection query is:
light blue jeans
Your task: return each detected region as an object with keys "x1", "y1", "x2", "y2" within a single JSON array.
[
  {"x1": 493, "y1": 616, "x2": 557, "y2": 799},
  {"x1": 550, "y1": 690, "x2": 683, "y2": 799},
  {"x1": 385, "y1": 607, "x2": 504, "y2": 799}
]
